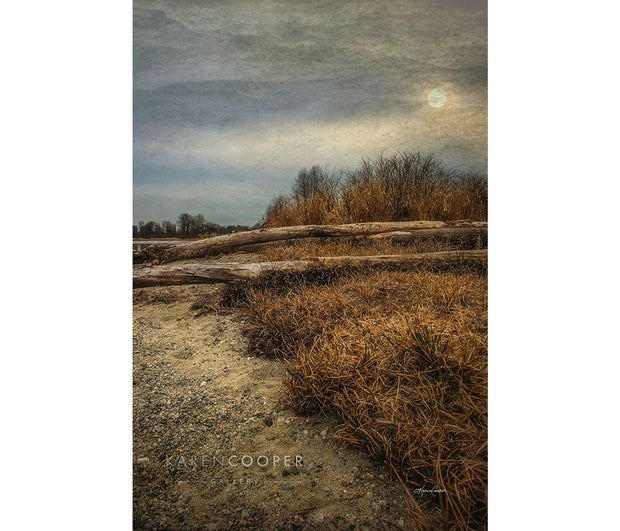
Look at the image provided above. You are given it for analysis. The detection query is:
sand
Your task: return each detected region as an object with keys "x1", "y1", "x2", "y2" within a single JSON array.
[{"x1": 133, "y1": 284, "x2": 411, "y2": 530}]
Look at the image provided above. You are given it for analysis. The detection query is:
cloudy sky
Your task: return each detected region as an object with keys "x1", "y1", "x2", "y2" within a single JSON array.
[{"x1": 134, "y1": 0, "x2": 487, "y2": 226}]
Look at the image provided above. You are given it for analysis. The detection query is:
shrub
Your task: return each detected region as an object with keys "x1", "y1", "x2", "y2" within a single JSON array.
[{"x1": 261, "y1": 151, "x2": 487, "y2": 227}]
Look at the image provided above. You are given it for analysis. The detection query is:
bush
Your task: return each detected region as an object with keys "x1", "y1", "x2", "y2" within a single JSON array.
[{"x1": 261, "y1": 151, "x2": 487, "y2": 227}]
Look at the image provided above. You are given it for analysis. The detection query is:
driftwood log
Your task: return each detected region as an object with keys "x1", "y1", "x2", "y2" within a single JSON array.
[
  {"x1": 369, "y1": 226, "x2": 486, "y2": 246},
  {"x1": 134, "y1": 221, "x2": 487, "y2": 265},
  {"x1": 133, "y1": 250, "x2": 487, "y2": 288}
]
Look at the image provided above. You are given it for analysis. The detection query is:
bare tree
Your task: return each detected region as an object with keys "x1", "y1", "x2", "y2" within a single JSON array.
[
  {"x1": 292, "y1": 165, "x2": 337, "y2": 201},
  {"x1": 177, "y1": 213, "x2": 192, "y2": 238},
  {"x1": 161, "y1": 220, "x2": 176, "y2": 237}
]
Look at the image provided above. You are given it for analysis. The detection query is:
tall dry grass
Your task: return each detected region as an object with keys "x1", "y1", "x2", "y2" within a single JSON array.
[
  {"x1": 262, "y1": 151, "x2": 487, "y2": 227},
  {"x1": 219, "y1": 262, "x2": 487, "y2": 529}
]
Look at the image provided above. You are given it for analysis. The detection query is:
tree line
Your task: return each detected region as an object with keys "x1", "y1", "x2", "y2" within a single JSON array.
[{"x1": 133, "y1": 213, "x2": 250, "y2": 239}]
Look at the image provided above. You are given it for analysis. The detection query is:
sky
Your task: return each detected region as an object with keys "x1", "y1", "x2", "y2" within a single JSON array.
[{"x1": 134, "y1": 0, "x2": 487, "y2": 226}]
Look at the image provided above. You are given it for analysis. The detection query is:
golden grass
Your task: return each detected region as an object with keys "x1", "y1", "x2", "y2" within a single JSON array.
[
  {"x1": 219, "y1": 262, "x2": 487, "y2": 529},
  {"x1": 262, "y1": 151, "x2": 487, "y2": 227}
]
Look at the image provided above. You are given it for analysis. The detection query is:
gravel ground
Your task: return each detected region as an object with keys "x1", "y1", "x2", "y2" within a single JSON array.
[{"x1": 133, "y1": 284, "x2": 411, "y2": 530}]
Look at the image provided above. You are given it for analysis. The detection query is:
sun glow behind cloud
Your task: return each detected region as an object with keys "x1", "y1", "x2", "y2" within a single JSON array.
[{"x1": 133, "y1": 0, "x2": 487, "y2": 225}]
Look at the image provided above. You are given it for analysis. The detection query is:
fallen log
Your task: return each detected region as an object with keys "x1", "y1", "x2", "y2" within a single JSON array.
[
  {"x1": 133, "y1": 250, "x2": 487, "y2": 288},
  {"x1": 133, "y1": 221, "x2": 487, "y2": 265},
  {"x1": 369, "y1": 226, "x2": 487, "y2": 247}
]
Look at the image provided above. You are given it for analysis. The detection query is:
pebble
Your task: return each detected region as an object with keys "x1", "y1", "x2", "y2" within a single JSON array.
[
  {"x1": 137, "y1": 457, "x2": 150, "y2": 464},
  {"x1": 311, "y1": 511, "x2": 325, "y2": 524}
]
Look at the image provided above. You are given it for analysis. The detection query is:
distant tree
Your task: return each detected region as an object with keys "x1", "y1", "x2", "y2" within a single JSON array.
[
  {"x1": 139, "y1": 220, "x2": 158, "y2": 238},
  {"x1": 226, "y1": 225, "x2": 250, "y2": 233},
  {"x1": 162, "y1": 220, "x2": 176, "y2": 237},
  {"x1": 177, "y1": 213, "x2": 192, "y2": 237},
  {"x1": 133, "y1": 225, "x2": 139, "y2": 238},
  {"x1": 177, "y1": 213, "x2": 212, "y2": 237},
  {"x1": 203, "y1": 221, "x2": 220, "y2": 234},
  {"x1": 191, "y1": 214, "x2": 207, "y2": 236}
]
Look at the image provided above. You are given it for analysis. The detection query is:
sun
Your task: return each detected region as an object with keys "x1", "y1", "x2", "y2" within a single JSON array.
[{"x1": 428, "y1": 88, "x2": 447, "y2": 108}]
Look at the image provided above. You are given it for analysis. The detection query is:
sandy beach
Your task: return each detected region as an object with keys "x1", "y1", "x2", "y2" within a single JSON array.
[{"x1": 133, "y1": 283, "x2": 411, "y2": 530}]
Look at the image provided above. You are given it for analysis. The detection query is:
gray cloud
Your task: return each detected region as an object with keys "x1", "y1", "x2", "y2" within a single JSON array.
[{"x1": 134, "y1": 0, "x2": 487, "y2": 225}]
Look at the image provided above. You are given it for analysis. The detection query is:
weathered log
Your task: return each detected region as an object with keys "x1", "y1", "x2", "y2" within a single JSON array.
[
  {"x1": 133, "y1": 250, "x2": 487, "y2": 288},
  {"x1": 369, "y1": 226, "x2": 487, "y2": 246},
  {"x1": 133, "y1": 221, "x2": 487, "y2": 265}
]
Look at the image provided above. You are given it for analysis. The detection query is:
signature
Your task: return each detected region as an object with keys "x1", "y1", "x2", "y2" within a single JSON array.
[{"x1": 414, "y1": 485, "x2": 448, "y2": 496}]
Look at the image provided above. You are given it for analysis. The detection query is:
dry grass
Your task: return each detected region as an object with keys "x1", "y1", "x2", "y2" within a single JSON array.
[
  {"x1": 263, "y1": 151, "x2": 487, "y2": 227},
  {"x1": 133, "y1": 285, "x2": 225, "y2": 309},
  {"x1": 189, "y1": 292, "x2": 228, "y2": 317},
  {"x1": 132, "y1": 287, "x2": 185, "y2": 305},
  {"x1": 219, "y1": 262, "x2": 487, "y2": 529}
]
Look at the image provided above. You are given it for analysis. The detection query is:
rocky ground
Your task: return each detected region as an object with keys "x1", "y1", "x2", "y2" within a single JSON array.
[{"x1": 133, "y1": 284, "x2": 412, "y2": 530}]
